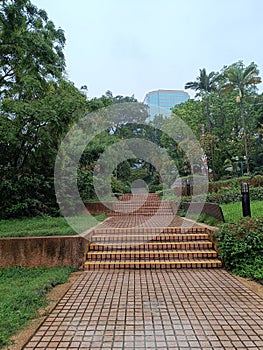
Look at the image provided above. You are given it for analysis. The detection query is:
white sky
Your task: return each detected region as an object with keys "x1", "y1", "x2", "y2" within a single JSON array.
[{"x1": 33, "y1": 0, "x2": 263, "y2": 101}]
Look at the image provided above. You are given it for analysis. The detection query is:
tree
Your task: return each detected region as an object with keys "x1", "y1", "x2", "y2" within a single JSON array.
[
  {"x1": 0, "y1": 0, "x2": 65, "y2": 98},
  {"x1": 222, "y1": 61, "x2": 261, "y2": 174},
  {"x1": 185, "y1": 68, "x2": 219, "y2": 179},
  {"x1": 0, "y1": 79, "x2": 87, "y2": 218},
  {"x1": 0, "y1": 1, "x2": 88, "y2": 218},
  {"x1": 185, "y1": 68, "x2": 219, "y2": 132}
]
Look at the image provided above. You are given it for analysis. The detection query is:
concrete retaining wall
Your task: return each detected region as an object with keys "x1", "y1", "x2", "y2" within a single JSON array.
[
  {"x1": 84, "y1": 202, "x2": 115, "y2": 215},
  {"x1": 0, "y1": 236, "x2": 87, "y2": 269}
]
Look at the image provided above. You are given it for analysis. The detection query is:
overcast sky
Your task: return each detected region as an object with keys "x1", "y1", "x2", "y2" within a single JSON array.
[{"x1": 33, "y1": 0, "x2": 263, "y2": 101}]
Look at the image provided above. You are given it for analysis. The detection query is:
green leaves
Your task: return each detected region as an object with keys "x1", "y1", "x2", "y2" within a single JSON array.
[
  {"x1": 0, "y1": 0, "x2": 66, "y2": 98},
  {"x1": 218, "y1": 218, "x2": 263, "y2": 283},
  {"x1": 185, "y1": 68, "x2": 219, "y2": 95},
  {"x1": 222, "y1": 61, "x2": 261, "y2": 99}
]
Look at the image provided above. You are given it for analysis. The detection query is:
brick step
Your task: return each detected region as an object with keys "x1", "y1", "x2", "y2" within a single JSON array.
[
  {"x1": 111, "y1": 208, "x2": 173, "y2": 214},
  {"x1": 93, "y1": 227, "x2": 208, "y2": 234},
  {"x1": 112, "y1": 205, "x2": 172, "y2": 213},
  {"x1": 110, "y1": 211, "x2": 173, "y2": 216},
  {"x1": 89, "y1": 240, "x2": 213, "y2": 251},
  {"x1": 119, "y1": 201, "x2": 161, "y2": 204},
  {"x1": 87, "y1": 249, "x2": 218, "y2": 261},
  {"x1": 84, "y1": 259, "x2": 222, "y2": 270},
  {"x1": 114, "y1": 203, "x2": 172, "y2": 208},
  {"x1": 90, "y1": 233, "x2": 210, "y2": 243},
  {"x1": 121, "y1": 194, "x2": 159, "y2": 199},
  {"x1": 119, "y1": 200, "x2": 161, "y2": 204}
]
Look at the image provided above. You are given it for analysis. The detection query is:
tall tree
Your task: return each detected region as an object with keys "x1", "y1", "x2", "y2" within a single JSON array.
[
  {"x1": 0, "y1": 0, "x2": 87, "y2": 218},
  {"x1": 0, "y1": 0, "x2": 65, "y2": 98},
  {"x1": 222, "y1": 61, "x2": 261, "y2": 174},
  {"x1": 185, "y1": 68, "x2": 219, "y2": 132},
  {"x1": 185, "y1": 68, "x2": 219, "y2": 179}
]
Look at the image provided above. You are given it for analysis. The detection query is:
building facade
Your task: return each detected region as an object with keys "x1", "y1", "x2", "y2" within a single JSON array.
[{"x1": 143, "y1": 89, "x2": 189, "y2": 121}]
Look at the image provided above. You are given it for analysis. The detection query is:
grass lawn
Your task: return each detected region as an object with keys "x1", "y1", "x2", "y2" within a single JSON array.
[
  {"x1": 0, "y1": 266, "x2": 74, "y2": 348},
  {"x1": 221, "y1": 201, "x2": 263, "y2": 223},
  {"x1": 0, "y1": 214, "x2": 106, "y2": 238}
]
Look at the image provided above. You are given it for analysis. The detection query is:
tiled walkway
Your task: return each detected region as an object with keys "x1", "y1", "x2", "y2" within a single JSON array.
[{"x1": 24, "y1": 269, "x2": 263, "y2": 349}]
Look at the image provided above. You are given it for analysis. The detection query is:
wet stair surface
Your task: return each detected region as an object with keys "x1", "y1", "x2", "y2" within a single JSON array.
[{"x1": 84, "y1": 194, "x2": 222, "y2": 270}]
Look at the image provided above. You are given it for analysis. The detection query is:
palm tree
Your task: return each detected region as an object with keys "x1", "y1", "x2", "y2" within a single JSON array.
[
  {"x1": 185, "y1": 68, "x2": 219, "y2": 132},
  {"x1": 185, "y1": 68, "x2": 219, "y2": 179},
  {"x1": 222, "y1": 62, "x2": 261, "y2": 174}
]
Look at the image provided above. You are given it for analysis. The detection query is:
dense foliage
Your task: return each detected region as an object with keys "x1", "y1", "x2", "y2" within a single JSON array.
[
  {"x1": 0, "y1": 1, "x2": 262, "y2": 219},
  {"x1": 216, "y1": 218, "x2": 263, "y2": 283},
  {"x1": 0, "y1": 0, "x2": 87, "y2": 218},
  {"x1": 171, "y1": 62, "x2": 263, "y2": 179}
]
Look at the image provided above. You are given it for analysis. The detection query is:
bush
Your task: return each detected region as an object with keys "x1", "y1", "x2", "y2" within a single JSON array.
[
  {"x1": 217, "y1": 218, "x2": 263, "y2": 283},
  {"x1": 208, "y1": 175, "x2": 263, "y2": 193},
  {"x1": 0, "y1": 176, "x2": 58, "y2": 219},
  {"x1": 205, "y1": 186, "x2": 263, "y2": 205},
  {"x1": 148, "y1": 183, "x2": 163, "y2": 193},
  {"x1": 213, "y1": 188, "x2": 241, "y2": 204}
]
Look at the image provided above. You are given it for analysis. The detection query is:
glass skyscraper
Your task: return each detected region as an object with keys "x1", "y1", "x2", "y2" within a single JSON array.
[{"x1": 143, "y1": 89, "x2": 189, "y2": 121}]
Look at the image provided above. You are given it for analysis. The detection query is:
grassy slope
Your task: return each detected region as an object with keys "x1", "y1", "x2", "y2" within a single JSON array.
[
  {"x1": 221, "y1": 200, "x2": 263, "y2": 223},
  {"x1": 0, "y1": 266, "x2": 74, "y2": 348},
  {"x1": 0, "y1": 214, "x2": 106, "y2": 238}
]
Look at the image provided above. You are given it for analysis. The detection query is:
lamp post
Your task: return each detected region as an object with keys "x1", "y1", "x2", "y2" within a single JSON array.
[
  {"x1": 186, "y1": 178, "x2": 191, "y2": 196},
  {"x1": 241, "y1": 182, "x2": 251, "y2": 217}
]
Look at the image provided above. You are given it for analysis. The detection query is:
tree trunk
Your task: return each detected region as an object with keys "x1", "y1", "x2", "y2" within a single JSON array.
[
  {"x1": 205, "y1": 94, "x2": 216, "y2": 180},
  {"x1": 240, "y1": 99, "x2": 250, "y2": 174}
]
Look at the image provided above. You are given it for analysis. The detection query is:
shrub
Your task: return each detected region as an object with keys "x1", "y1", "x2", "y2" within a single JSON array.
[
  {"x1": 206, "y1": 186, "x2": 263, "y2": 205},
  {"x1": 148, "y1": 183, "x2": 163, "y2": 193},
  {"x1": 217, "y1": 218, "x2": 263, "y2": 283},
  {"x1": 0, "y1": 176, "x2": 58, "y2": 219},
  {"x1": 208, "y1": 175, "x2": 263, "y2": 193}
]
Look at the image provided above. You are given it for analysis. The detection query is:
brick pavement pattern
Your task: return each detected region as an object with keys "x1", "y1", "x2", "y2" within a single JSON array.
[
  {"x1": 24, "y1": 269, "x2": 263, "y2": 350},
  {"x1": 24, "y1": 194, "x2": 262, "y2": 348}
]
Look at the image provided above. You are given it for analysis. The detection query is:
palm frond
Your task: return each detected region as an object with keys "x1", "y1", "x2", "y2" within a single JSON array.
[
  {"x1": 220, "y1": 83, "x2": 233, "y2": 96},
  {"x1": 185, "y1": 81, "x2": 199, "y2": 90}
]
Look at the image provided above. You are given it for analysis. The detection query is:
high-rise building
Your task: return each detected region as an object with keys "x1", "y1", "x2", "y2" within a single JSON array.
[{"x1": 143, "y1": 89, "x2": 189, "y2": 121}]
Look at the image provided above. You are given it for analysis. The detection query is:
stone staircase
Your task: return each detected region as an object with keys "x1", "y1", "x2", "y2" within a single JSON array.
[{"x1": 84, "y1": 194, "x2": 222, "y2": 270}]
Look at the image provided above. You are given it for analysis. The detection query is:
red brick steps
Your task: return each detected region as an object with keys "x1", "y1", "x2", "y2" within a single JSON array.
[
  {"x1": 84, "y1": 259, "x2": 222, "y2": 270},
  {"x1": 87, "y1": 249, "x2": 218, "y2": 260},
  {"x1": 90, "y1": 241, "x2": 213, "y2": 251},
  {"x1": 90, "y1": 233, "x2": 210, "y2": 243},
  {"x1": 84, "y1": 193, "x2": 222, "y2": 270}
]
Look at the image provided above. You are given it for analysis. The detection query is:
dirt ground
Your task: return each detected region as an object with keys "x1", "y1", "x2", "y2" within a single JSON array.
[
  {"x1": 2, "y1": 271, "x2": 263, "y2": 350},
  {"x1": 235, "y1": 275, "x2": 263, "y2": 298}
]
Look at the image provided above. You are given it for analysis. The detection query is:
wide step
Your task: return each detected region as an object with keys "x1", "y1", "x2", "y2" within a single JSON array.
[
  {"x1": 87, "y1": 249, "x2": 218, "y2": 261},
  {"x1": 84, "y1": 259, "x2": 222, "y2": 270},
  {"x1": 90, "y1": 241, "x2": 213, "y2": 251},
  {"x1": 90, "y1": 233, "x2": 210, "y2": 243}
]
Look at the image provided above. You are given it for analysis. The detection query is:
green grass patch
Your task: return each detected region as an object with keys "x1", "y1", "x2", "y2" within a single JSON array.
[
  {"x1": 221, "y1": 201, "x2": 263, "y2": 223},
  {"x1": 196, "y1": 214, "x2": 221, "y2": 226},
  {"x1": 0, "y1": 266, "x2": 74, "y2": 348},
  {"x1": 0, "y1": 214, "x2": 107, "y2": 238}
]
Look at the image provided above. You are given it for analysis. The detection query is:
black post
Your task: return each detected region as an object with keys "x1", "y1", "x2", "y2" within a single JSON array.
[
  {"x1": 241, "y1": 182, "x2": 251, "y2": 217},
  {"x1": 186, "y1": 179, "x2": 191, "y2": 196}
]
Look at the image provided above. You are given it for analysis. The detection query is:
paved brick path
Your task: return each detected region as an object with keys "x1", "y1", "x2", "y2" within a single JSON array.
[{"x1": 24, "y1": 269, "x2": 263, "y2": 349}]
